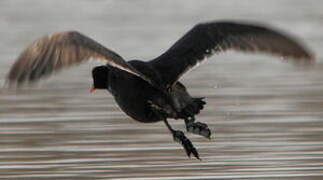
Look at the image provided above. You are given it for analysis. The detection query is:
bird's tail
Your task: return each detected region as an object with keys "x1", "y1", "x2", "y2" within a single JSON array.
[{"x1": 179, "y1": 97, "x2": 206, "y2": 119}]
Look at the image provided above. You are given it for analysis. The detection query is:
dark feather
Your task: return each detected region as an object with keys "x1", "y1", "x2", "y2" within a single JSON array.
[
  {"x1": 6, "y1": 31, "x2": 157, "y2": 88},
  {"x1": 149, "y1": 21, "x2": 314, "y2": 88}
]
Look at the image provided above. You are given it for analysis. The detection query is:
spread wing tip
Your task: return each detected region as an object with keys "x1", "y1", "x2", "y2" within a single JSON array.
[
  {"x1": 282, "y1": 47, "x2": 315, "y2": 65},
  {"x1": 6, "y1": 30, "x2": 159, "y2": 89},
  {"x1": 5, "y1": 30, "x2": 124, "y2": 88}
]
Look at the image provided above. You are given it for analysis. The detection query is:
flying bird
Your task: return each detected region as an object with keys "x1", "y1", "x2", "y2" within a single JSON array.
[{"x1": 6, "y1": 21, "x2": 314, "y2": 159}]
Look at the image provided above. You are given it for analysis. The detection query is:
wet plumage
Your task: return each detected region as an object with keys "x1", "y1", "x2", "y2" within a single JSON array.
[{"x1": 6, "y1": 21, "x2": 314, "y2": 159}]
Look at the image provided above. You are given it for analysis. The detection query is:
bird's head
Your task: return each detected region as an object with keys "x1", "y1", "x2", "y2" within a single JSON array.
[{"x1": 90, "y1": 66, "x2": 109, "y2": 92}]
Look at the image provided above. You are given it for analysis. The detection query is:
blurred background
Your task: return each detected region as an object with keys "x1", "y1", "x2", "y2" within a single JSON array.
[{"x1": 1, "y1": 0, "x2": 323, "y2": 179}]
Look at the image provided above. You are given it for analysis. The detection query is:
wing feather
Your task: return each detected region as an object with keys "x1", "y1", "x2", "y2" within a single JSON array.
[
  {"x1": 150, "y1": 21, "x2": 314, "y2": 88},
  {"x1": 7, "y1": 31, "x2": 157, "y2": 88}
]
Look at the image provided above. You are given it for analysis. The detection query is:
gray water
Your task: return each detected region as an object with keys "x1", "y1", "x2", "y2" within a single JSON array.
[{"x1": 1, "y1": 0, "x2": 323, "y2": 179}]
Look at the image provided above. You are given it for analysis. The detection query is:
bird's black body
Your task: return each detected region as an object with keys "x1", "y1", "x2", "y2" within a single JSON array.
[
  {"x1": 6, "y1": 21, "x2": 314, "y2": 159},
  {"x1": 96, "y1": 61, "x2": 205, "y2": 123},
  {"x1": 107, "y1": 61, "x2": 169, "y2": 123}
]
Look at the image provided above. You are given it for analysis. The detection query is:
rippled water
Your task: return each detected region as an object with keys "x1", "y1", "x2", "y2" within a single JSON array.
[{"x1": 1, "y1": 0, "x2": 323, "y2": 179}]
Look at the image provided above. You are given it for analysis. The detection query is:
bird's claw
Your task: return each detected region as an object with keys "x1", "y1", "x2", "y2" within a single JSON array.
[
  {"x1": 172, "y1": 130, "x2": 200, "y2": 160},
  {"x1": 186, "y1": 121, "x2": 211, "y2": 139}
]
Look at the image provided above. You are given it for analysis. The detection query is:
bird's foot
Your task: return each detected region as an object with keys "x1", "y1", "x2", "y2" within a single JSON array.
[
  {"x1": 172, "y1": 130, "x2": 200, "y2": 160},
  {"x1": 185, "y1": 119, "x2": 211, "y2": 139}
]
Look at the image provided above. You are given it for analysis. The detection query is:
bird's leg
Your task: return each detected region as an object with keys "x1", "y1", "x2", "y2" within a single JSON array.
[
  {"x1": 163, "y1": 119, "x2": 200, "y2": 160},
  {"x1": 185, "y1": 117, "x2": 211, "y2": 139}
]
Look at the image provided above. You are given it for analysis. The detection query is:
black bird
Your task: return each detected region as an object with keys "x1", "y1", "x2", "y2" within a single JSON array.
[{"x1": 6, "y1": 21, "x2": 314, "y2": 159}]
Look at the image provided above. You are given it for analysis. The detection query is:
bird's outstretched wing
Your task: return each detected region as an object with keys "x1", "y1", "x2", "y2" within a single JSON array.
[
  {"x1": 149, "y1": 21, "x2": 314, "y2": 88},
  {"x1": 6, "y1": 31, "x2": 157, "y2": 88}
]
